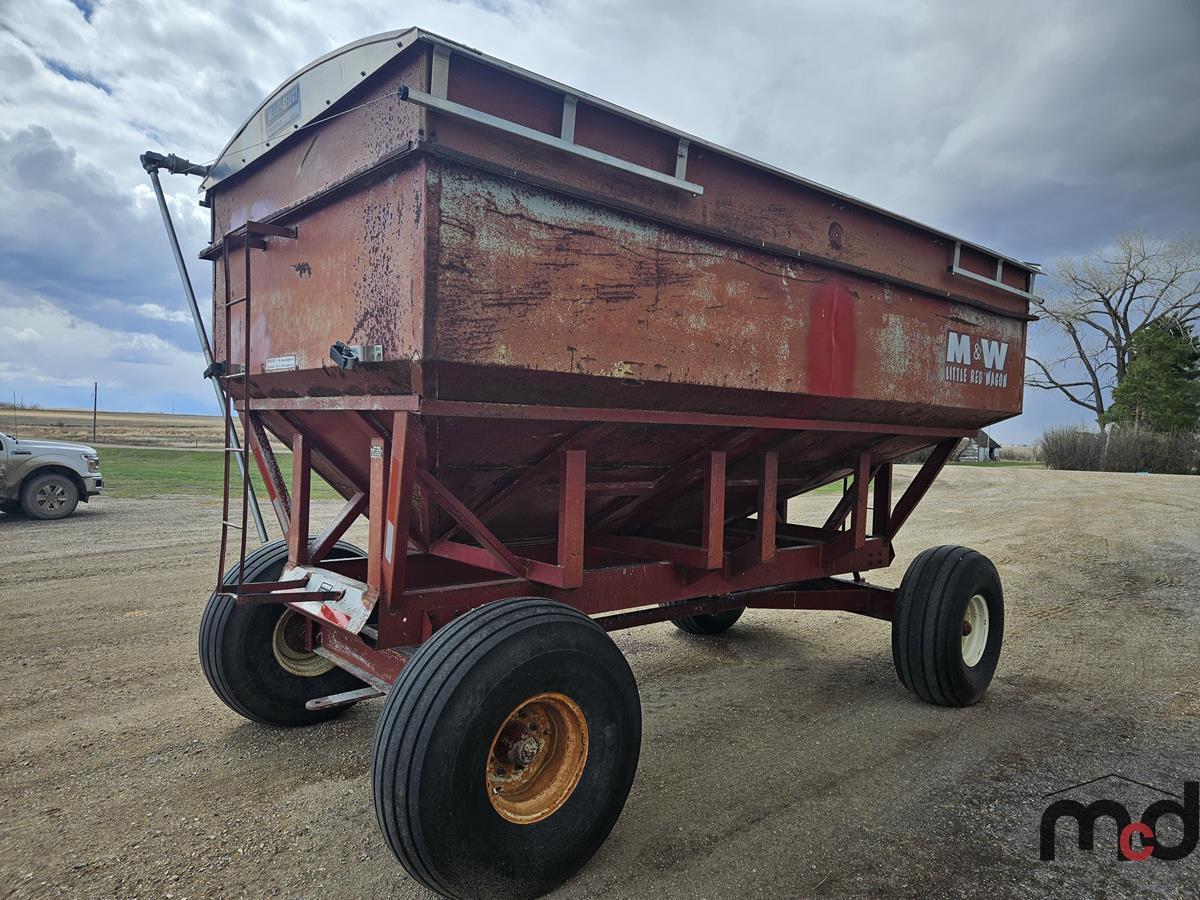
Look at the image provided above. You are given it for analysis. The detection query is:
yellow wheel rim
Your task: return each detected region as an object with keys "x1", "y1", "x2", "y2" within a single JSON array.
[
  {"x1": 271, "y1": 609, "x2": 334, "y2": 678},
  {"x1": 486, "y1": 692, "x2": 589, "y2": 824}
]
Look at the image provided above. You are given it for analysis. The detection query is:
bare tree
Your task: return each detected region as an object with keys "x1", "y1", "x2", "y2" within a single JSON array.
[{"x1": 1027, "y1": 232, "x2": 1200, "y2": 428}]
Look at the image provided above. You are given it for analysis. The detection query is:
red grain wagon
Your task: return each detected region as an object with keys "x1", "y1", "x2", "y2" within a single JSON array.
[{"x1": 145, "y1": 28, "x2": 1036, "y2": 899}]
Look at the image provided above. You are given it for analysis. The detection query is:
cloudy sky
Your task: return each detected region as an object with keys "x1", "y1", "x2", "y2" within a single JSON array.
[{"x1": 1, "y1": 0, "x2": 1197, "y2": 441}]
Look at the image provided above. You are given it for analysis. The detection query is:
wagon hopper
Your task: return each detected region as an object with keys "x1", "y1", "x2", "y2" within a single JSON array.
[{"x1": 156, "y1": 28, "x2": 1034, "y2": 899}]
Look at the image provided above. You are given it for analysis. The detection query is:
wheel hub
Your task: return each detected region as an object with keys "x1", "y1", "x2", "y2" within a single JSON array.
[
  {"x1": 37, "y1": 483, "x2": 67, "y2": 510},
  {"x1": 486, "y1": 692, "x2": 589, "y2": 825},
  {"x1": 961, "y1": 594, "x2": 990, "y2": 667},
  {"x1": 271, "y1": 609, "x2": 335, "y2": 677}
]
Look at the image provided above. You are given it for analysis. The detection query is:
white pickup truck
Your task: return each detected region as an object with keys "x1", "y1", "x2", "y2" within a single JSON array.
[{"x1": 0, "y1": 430, "x2": 102, "y2": 519}]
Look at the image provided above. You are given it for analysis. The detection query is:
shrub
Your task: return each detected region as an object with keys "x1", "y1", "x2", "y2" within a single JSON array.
[
  {"x1": 1001, "y1": 443, "x2": 1042, "y2": 462},
  {"x1": 1040, "y1": 425, "x2": 1200, "y2": 475}
]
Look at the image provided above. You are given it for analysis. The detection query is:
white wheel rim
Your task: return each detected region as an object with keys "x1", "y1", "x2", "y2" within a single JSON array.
[
  {"x1": 961, "y1": 594, "x2": 989, "y2": 667},
  {"x1": 271, "y1": 609, "x2": 334, "y2": 677}
]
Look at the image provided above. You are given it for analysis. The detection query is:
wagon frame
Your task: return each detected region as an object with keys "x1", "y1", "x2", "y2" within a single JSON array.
[{"x1": 143, "y1": 27, "x2": 1028, "y2": 899}]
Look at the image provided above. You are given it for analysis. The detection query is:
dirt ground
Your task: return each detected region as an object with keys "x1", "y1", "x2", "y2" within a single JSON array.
[{"x1": 1, "y1": 465, "x2": 1197, "y2": 898}]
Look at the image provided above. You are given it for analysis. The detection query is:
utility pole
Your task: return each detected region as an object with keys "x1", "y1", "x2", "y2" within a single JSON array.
[{"x1": 92, "y1": 382, "x2": 98, "y2": 444}]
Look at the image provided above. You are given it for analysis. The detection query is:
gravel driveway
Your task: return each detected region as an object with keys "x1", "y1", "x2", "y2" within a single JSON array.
[{"x1": 1, "y1": 465, "x2": 1197, "y2": 898}]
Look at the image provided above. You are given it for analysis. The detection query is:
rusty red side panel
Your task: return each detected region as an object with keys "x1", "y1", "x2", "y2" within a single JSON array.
[
  {"x1": 213, "y1": 160, "x2": 429, "y2": 379},
  {"x1": 428, "y1": 164, "x2": 1025, "y2": 420}
]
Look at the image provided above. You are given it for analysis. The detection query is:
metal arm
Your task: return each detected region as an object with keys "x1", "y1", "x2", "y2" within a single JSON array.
[{"x1": 141, "y1": 151, "x2": 268, "y2": 543}]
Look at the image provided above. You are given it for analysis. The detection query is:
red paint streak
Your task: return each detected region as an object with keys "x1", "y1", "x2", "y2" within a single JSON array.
[
  {"x1": 806, "y1": 279, "x2": 856, "y2": 396},
  {"x1": 318, "y1": 605, "x2": 352, "y2": 629}
]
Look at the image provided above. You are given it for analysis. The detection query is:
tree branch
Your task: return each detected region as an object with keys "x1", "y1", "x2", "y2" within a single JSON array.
[{"x1": 1025, "y1": 357, "x2": 1101, "y2": 414}]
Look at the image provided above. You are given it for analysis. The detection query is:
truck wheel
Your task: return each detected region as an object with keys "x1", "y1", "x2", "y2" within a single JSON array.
[
  {"x1": 21, "y1": 472, "x2": 79, "y2": 520},
  {"x1": 671, "y1": 605, "x2": 744, "y2": 635},
  {"x1": 199, "y1": 538, "x2": 366, "y2": 726},
  {"x1": 892, "y1": 545, "x2": 1003, "y2": 707},
  {"x1": 373, "y1": 597, "x2": 641, "y2": 899}
]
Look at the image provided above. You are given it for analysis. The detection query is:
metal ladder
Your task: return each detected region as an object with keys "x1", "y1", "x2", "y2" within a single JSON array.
[{"x1": 216, "y1": 220, "x2": 296, "y2": 596}]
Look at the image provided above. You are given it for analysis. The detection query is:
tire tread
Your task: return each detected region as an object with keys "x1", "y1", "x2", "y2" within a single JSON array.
[
  {"x1": 893, "y1": 545, "x2": 1001, "y2": 707},
  {"x1": 372, "y1": 598, "x2": 631, "y2": 899}
]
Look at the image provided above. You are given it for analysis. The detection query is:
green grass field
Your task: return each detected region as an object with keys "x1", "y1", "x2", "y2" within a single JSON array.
[{"x1": 97, "y1": 446, "x2": 339, "y2": 500}]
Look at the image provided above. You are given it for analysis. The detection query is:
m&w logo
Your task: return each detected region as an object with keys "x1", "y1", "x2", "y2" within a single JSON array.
[{"x1": 944, "y1": 330, "x2": 1009, "y2": 388}]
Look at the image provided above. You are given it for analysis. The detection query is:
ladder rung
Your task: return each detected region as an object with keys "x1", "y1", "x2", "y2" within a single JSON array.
[
  {"x1": 220, "y1": 372, "x2": 246, "y2": 379},
  {"x1": 224, "y1": 447, "x2": 245, "y2": 453},
  {"x1": 222, "y1": 520, "x2": 245, "y2": 530},
  {"x1": 226, "y1": 296, "x2": 247, "y2": 306}
]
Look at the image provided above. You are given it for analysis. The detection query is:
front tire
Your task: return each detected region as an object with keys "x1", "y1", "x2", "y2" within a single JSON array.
[
  {"x1": 21, "y1": 472, "x2": 79, "y2": 519},
  {"x1": 199, "y1": 538, "x2": 366, "y2": 726},
  {"x1": 372, "y1": 597, "x2": 641, "y2": 899},
  {"x1": 891, "y1": 545, "x2": 1004, "y2": 707}
]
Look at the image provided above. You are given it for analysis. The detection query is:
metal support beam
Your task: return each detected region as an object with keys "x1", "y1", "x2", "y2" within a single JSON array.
[
  {"x1": 397, "y1": 86, "x2": 705, "y2": 195},
  {"x1": 746, "y1": 579, "x2": 895, "y2": 621},
  {"x1": 366, "y1": 438, "x2": 387, "y2": 598},
  {"x1": 674, "y1": 138, "x2": 690, "y2": 180},
  {"x1": 593, "y1": 428, "x2": 773, "y2": 533},
  {"x1": 288, "y1": 432, "x2": 311, "y2": 567},
  {"x1": 560, "y1": 95, "x2": 578, "y2": 142},
  {"x1": 557, "y1": 450, "x2": 586, "y2": 588},
  {"x1": 310, "y1": 491, "x2": 367, "y2": 563},
  {"x1": 380, "y1": 413, "x2": 418, "y2": 628},
  {"x1": 588, "y1": 534, "x2": 713, "y2": 569},
  {"x1": 246, "y1": 414, "x2": 290, "y2": 534},
  {"x1": 730, "y1": 451, "x2": 777, "y2": 573},
  {"x1": 417, "y1": 469, "x2": 524, "y2": 578},
  {"x1": 849, "y1": 451, "x2": 871, "y2": 550},
  {"x1": 430, "y1": 44, "x2": 451, "y2": 98},
  {"x1": 823, "y1": 474, "x2": 859, "y2": 532},
  {"x1": 872, "y1": 463, "x2": 892, "y2": 537},
  {"x1": 888, "y1": 439, "x2": 957, "y2": 538},
  {"x1": 276, "y1": 412, "x2": 369, "y2": 497},
  {"x1": 442, "y1": 422, "x2": 612, "y2": 541},
  {"x1": 755, "y1": 451, "x2": 778, "y2": 562},
  {"x1": 702, "y1": 450, "x2": 726, "y2": 569}
]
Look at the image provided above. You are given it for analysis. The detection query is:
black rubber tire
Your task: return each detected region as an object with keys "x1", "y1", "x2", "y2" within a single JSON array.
[
  {"x1": 372, "y1": 597, "x2": 642, "y2": 899},
  {"x1": 671, "y1": 604, "x2": 745, "y2": 636},
  {"x1": 892, "y1": 545, "x2": 1004, "y2": 707},
  {"x1": 21, "y1": 472, "x2": 79, "y2": 520},
  {"x1": 0, "y1": 499, "x2": 22, "y2": 515},
  {"x1": 199, "y1": 538, "x2": 366, "y2": 726}
]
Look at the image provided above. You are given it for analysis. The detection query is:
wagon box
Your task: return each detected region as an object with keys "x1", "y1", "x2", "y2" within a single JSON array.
[{"x1": 145, "y1": 27, "x2": 1032, "y2": 899}]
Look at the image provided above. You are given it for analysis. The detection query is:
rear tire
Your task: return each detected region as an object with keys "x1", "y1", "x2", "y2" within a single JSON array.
[
  {"x1": 892, "y1": 545, "x2": 1004, "y2": 707},
  {"x1": 21, "y1": 472, "x2": 79, "y2": 520},
  {"x1": 671, "y1": 604, "x2": 744, "y2": 635},
  {"x1": 372, "y1": 597, "x2": 641, "y2": 899},
  {"x1": 199, "y1": 538, "x2": 366, "y2": 726}
]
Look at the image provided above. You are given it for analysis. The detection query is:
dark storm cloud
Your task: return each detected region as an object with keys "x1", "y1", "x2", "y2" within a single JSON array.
[
  {"x1": 0, "y1": 126, "x2": 203, "y2": 339},
  {"x1": 0, "y1": 0, "x2": 1197, "y2": 425}
]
